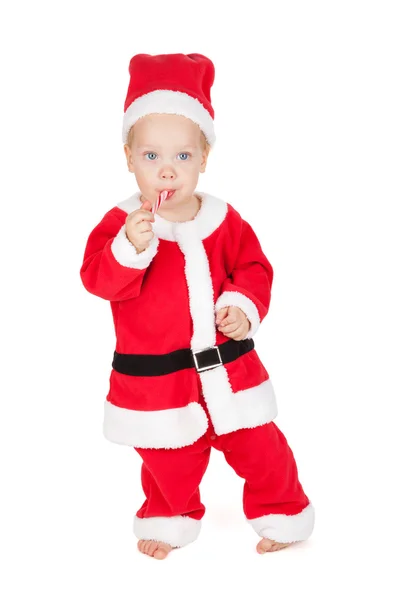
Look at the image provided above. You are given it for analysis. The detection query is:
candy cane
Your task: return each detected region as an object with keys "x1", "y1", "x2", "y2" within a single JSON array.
[{"x1": 152, "y1": 190, "x2": 169, "y2": 214}]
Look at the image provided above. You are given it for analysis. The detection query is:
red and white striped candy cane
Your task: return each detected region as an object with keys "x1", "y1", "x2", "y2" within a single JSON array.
[{"x1": 152, "y1": 190, "x2": 169, "y2": 214}]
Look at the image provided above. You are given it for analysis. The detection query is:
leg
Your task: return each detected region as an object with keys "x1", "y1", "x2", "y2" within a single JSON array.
[
  {"x1": 215, "y1": 421, "x2": 315, "y2": 548},
  {"x1": 134, "y1": 434, "x2": 211, "y2": 556}
]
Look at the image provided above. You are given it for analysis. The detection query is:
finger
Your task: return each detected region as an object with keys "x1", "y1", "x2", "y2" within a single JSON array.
[
  {"x1": 218, "y1": 321, "x2": 241, "y2": 334},
  {"x1": 139, "y1": 231, "x2": 154, "y2": 243},
  {"x1": 220, "y1": 306, "x2": 244, "y2": 326},
  {"x1": 229, "y1": 324, "x2": 247, "y2": 340},
  {"x1": 219, "y1": 315, "x2": 240, "y2": 327},
  {"x1": 215, "y1": 306, "x2": 229, "y2": 324},
  {"x1": 136, "y1": 221, "x2": 153, "y2": 233},
  {"x1": 129, "y1": 210, "x2": 155, "y2": 224},
  {"x1": 219, "y1": 307, "x2": 245, "y2": 327},
  {"x1": 227, "y1": 306, "x2": 245, "y2": 320},
  {"x1": 141, "y1": 199, "x2": 153, "y2": 212},
  {"x1": 222, "y1": 325, "x2": 246, "y2": 341}
]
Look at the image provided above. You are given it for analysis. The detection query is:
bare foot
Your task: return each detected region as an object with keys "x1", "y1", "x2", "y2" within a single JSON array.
[
  {"x1": 256, "y1": 538, "x2": 292, "y2": 554},
  {"x1": 137, "y1": 539, "x2": 173, "y2": 560}
]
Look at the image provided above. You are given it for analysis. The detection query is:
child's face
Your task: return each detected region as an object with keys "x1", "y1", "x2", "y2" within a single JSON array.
[{"x1": 123, "y1": 113, "x2": 210, "y2": 209}]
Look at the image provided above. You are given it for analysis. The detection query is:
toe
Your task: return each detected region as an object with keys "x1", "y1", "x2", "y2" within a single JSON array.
[
  {"x1": 145, "y1": 541, "x2": 158, "y2": 555},
  {"x1": 153, "y1": 543, "x2": 172, "y2": 560},
  {"x1": 257, "y1": 538, "x2": 292, "y2": 553},
  {"x1": 268, "y1": 541, "x2": 292, "y2": 552},
  {"x1": 275, "y1": 542, "x2": 292, "y2": 551},
  {"x1": 137, "y1": 539, "x2": 172, "y2": 559},
  {"x1": 137, "y1": 539, "x2": 157, "y2": 555},
  {"x1": 257, "y1": 538, "x2": 273, "y2": 553}
]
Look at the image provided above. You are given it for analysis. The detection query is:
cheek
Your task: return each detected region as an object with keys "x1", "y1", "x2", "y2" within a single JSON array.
[
  {"x1": 133, "y1": 161, "x2": 156, "y2": 176},
  {"x1": 186, "y1": 157, "x2": 201, "y2": 167},
  {"x1": 181, "y1": 163, "x2": 201, "y2": 176}
]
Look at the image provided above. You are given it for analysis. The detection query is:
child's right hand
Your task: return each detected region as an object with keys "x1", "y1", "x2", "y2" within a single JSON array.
[{"x1": 125, "y1": 199, "x2": 155, "y2": 254}]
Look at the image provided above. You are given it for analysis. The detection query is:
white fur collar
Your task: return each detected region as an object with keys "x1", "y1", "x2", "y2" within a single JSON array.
[{"x1": 116, "y1": 190, "x2": 228, "y2": 241}]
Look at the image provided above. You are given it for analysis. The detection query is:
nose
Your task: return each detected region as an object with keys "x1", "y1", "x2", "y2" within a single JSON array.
[{"x1": 160, "y1": 163, "x2": 176, "y2": 181}]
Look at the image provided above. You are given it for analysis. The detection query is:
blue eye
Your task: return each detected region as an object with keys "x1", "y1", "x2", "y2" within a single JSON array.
[{"x1": 144, "y1": 152, "x2": 191, "y2": 161}]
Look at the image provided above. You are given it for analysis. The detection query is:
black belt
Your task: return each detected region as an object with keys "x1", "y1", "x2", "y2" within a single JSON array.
[{"x1": 112, "y1": 338, "x2": 255, "y2": 377}]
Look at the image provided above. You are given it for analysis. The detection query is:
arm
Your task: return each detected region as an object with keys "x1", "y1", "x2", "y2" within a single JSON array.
[
  {"x1": 214, "y1": 219, "x2": 274, "y2": 338},
  {"x1": 80, "y1": 210, "x2": 159, "y2": 302}
]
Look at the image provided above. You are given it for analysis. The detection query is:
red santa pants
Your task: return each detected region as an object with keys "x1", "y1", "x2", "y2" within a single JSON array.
[{"x1": 133, "y1": 393, "x2": 314, "y2": 548}]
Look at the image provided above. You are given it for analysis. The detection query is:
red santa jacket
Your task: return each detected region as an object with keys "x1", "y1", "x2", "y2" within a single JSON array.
[{"x1": 80, "y1": 190, "x2": 277, "y2": 449}]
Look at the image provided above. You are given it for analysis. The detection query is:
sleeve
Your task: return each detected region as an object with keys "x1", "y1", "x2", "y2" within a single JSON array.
[
  {"x1": 214, "y1": 219, "x2": 274, "y2": 338},
  {"x1": 80, "y1": 210, "x2": 159, "y2": 302}
]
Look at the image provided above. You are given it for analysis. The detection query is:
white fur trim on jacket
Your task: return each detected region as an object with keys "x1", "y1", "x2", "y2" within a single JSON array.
[
  {"x1": 175, "y1": 219, "x2": 277, "y2": 436},
  {"x1": 122, "y1": 89, "x2": 216, "y2": 147},
  {"x1": 199, "y1": 373, "x2": 277, "y2": 435},
  {"x1": 111, "y1": 223, "x2": 159, "y2": 269},
  {"x1": 133, "y1": 515, "x2": 201, "y2": 548},
  {"x1": 117, "y1": 191, "x2": 227, "y2": 243},
  {"x1": 247, "y1": 503, "x2": 315, "y2": 543},
  {"x1": 214, "y1": 290, "x2": 261, "y2": 339},
  {"x1": 103, "y1": 400, "x2": 208, "y2": 449}
]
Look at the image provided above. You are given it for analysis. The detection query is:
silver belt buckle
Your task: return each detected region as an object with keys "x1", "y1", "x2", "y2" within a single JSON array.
[{"x1": 192, "y1": 345, "x2": 223, "y2": 373}]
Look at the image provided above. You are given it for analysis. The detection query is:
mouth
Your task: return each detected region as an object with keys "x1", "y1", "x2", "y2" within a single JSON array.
[{"x1": 158, "y1": 189, "x2": 176, "y2": 200}]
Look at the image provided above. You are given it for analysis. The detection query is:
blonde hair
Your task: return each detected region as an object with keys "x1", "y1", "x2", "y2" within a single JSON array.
[{"x1": 126, "y1": 123, "x2": 210, "y2": 154}]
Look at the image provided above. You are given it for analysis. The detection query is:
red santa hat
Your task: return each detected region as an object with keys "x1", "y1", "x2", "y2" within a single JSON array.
[{"x1": 122, "y1": 53, "x2": 216, "y2": 147}]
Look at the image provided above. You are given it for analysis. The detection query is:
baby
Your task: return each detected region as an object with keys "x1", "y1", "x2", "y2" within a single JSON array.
[{"x1": 80, "y1": 53, "x2": 315, "y2": 560}]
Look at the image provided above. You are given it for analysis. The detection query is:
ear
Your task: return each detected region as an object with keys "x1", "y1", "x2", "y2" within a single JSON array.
[
  {"x1": 199, "y1": 144, "x2": 210, "y2": 173},
  {"x1": 123, "y1": 144, "x2": 134, "y2": 173}
]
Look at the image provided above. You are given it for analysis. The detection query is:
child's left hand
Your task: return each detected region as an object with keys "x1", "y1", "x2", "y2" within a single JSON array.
[{"x1": 215, "y1": 306, "x2": 250, "y2": 341}]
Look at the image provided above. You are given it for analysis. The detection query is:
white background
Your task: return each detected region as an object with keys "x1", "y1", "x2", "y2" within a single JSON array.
[{"x1": 1, "y1": 1, "x2": 418, "y2": 598}]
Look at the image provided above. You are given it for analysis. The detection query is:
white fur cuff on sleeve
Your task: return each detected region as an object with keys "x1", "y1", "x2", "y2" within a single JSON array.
[
  {"x1": 111, "y1": 224, "x2": 159, "y2": 270},
  {"x1": 214, "y1": 290, "x2": 261, "y2": 338}
]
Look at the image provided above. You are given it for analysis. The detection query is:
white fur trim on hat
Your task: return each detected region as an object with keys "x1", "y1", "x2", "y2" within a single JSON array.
[{"x1": 122, "y1": 89, "x2": 216, "y2": 146}]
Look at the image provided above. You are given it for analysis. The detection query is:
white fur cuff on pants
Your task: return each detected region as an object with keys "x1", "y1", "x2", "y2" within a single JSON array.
[
  {"x1": 133, "y1": 515, "x2": 202, "y2": 548},
  {"x1": 247, "y1": 503, "x2": 315, "y2": 543}
]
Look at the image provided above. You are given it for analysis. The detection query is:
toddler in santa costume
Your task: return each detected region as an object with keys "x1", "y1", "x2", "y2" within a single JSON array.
[{"x1": 80, "y1": 52, "x2": 315, "y2": 560}]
